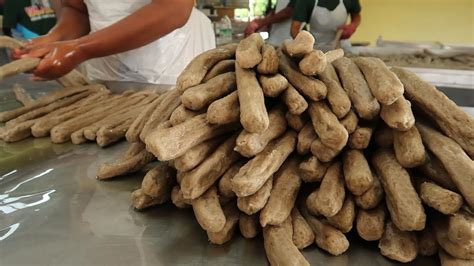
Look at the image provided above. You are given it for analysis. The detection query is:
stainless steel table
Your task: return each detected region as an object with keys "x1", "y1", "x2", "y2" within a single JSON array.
[{"x1": 1, "y1": 73, "x2": 472, "y2": 266}]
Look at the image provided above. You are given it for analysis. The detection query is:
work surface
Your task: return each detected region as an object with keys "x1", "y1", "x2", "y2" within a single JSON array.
[{"x1": 1, "y1": 74, "x2": 473, "y2": 266}]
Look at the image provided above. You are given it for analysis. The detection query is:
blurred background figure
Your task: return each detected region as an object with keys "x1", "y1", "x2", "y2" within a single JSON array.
[
  {"x1": 291, "y1": 0, "x2": 361, "y2": 50},
  {"x1": 2, "y1": 0, "x2": 57, "y2": 39},
  {"x1": 244, "y1": 0, "x2": 296, "y2": 45}
]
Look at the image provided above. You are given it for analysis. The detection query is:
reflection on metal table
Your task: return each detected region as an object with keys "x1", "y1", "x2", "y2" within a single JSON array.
[{"x1": 1, "y1": 72, "x2": 473, "y2": 266}]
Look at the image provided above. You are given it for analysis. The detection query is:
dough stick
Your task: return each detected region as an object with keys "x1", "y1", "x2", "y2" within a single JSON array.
[
  {"x1": 239, "y1": 213, "x2": 260, "y2": 239},
  {"x1": 260, "y1": 157, "x2": 302, "y2": 226},
  {"x1": 355, "y1": 171, "x2": 384, "y2": 210},
  {"x1": 180, "y1": 134, "x2": 240, "y2": 200},
  {"x1": 291, "y1": 208, "x2": 314, "y2": 250},
  {"x1": 232, "y1": 131, "x2": 296, "y2": 197},
  {"x1": 380, "y1": 96, "x2": 415, "y2": 131},
  {"x1": 82, "y1": 98, "x2": 151, "y2": 141},
  {"x1": 263, "y1": 217, "x2": 310, "y2": 266},
  {"x1": 192, "y1": 186, "x2": 226, "y2": 233},
  {"x1": 259, "y1": 74, "x2": 288, "y2": 97},
  {"x1": 353, "y1": 57, "x2": 404, "y2": 105},
  {"x1": 218, "y1": 160, "x2": 246, "y2": 198},
  {"x1": 256, "y1": 44, "x2": 279, "y2": 74},
  {"x1": 126, "y1": 95, "x2": 164, "y2": 142},
  {"x1": 327, "y1": 195, "x2": 356, "y2": 233},
  {"x1": 348, "y1": 126, "x2": 374, "y2": 150},
  {"x1": 419, "y1": 181, "x2": 463, "y2": 215},
  {"x1": 202, "y1": 59, "x2": 235, "y2": 82},
  {"x1": 237, "y1": 176, "x2": 273, "y2": 215},
  {"x1": 177, "y1": 43, "x2": 238, "y2": 92},
  {"x1": 417, "y1": 122, "x2": 474, "y2": 210},
  {"x1": 333, "y1": 57, "x2": 380, "y2": 120},
  {"x1": 299, "y1": 50, "x2": 327, "y2": 76},
  {"x1": 140, "y1": 89, "x2": 180, "y2": 141},
  {"x1": 302, "y1": 207, "x2": 350, "y2": 256},
  {"x1": 379, "y1": 221, "x2": 418, "y2": 263},
  {"x1": 340, "y1": 110, "x2": 358, "y2": 134},
  {"x1": 236, "y1": 61, "x2": 269, "y2": 133},
  {"x1": 281, "y1": 84, "x2": 308, "y2": 115},
  {"x1": 145, "y1": 113, "x2": 239, "y2": 161},
  {"x1": 97, "y1": 147, "x2": 155, "y2": 180},
  {"x1": 307, "y1": 162, "x2": 345, "y2": 218},
  {"x1": 372, "y1": 149, "x2": 426, "y2": 231},
  {"x1": 56, "y1": 69, "x2": 91, "y2": 88},
  {"x1": 0, "y1": 57, "x2": 40, "y2": 80},
  {"x1": 278, "y1": 50, "x2": 327, "y2": 101},
  {"x1": 95, "y1": 118, "x2": 134, "y2": 147},
  {"x1": 173, "y1": 136, "x2": 226, "y2": 172},
  {"x1": 392, "y1": 67, "x2": 474, "y2": 157},
  {"x1": 207, "y1": 202, "x2": 240, "y2": 245},
  {"x1": 6, "y1": 89, "x2": 94, "y2": 127},
  {"x1": 322, "y1": 78, "x2": 351, "y2": 119},
  {"x1": 206, "y1": 91, "x2": 240, "y2": 125},
  {"x1": 297, "y1": 123, "x2": 317, "y2": 155},
  {"x1": 169, "y1": 104, "x2": 203, "y2": 126},
  {"x1": 299, "y1": 156, "x2": 330, "y2": 183},
  {"x1": 51, "y1": 93, "x2": 147, "y2": 143},
  {"x1": 393, "y1": 126, "x2": 426, "y2": 168},
  {"x1": 234, "y1": 105, "x2": 287, "y2": 157},
  {"x1": 12, "y1": 84, "x2": 33, "y2": 105},
  {"x1": 356, "y1": 205, "x2": 386, "y2": 241},
  {"x1": 236, "y1": 33, "x2": 264, "y2": 68},
  {"x1": 131, "y1": 189, "x2": 169, "y2": 210},
  {"x1": 283, "y1": 31, "x2": 314, "y2": 57},
  {"x1": 310, "y1": 138, "x2": 341, "y2": 163},
  {"x1": 308, "y1": 101, "x2": 348, "y2": 151},
  {"x1": 141, "y1": 163, "x2": 176, "y2": 198},
  {"x1": 325, "y1": 49, "x2": 344, "y2": 63},
  {"x1": 0, "y1": 36, "x2": 24, "y2": 49},
  {"x1": 418, "y1": 152, "x2": 458, "y2": 192},
  {"x1": 286, "y1": 112, "x2": 306, "y2": 132},
  {"x1": 343, "y1": 149, "x2": 374, "y2": 196},
  {"x1": 31, "y1": 91, "x2": 112, "y2": 137},
  {"x1": 1, "y1": 119, "x2": 37, "y2": 142},
  {"x1": 181, "y1": 72, "x2": 236, "y2": 111},
  {"x1": 0, "y1": 84, "x2": 104, "y2": 122}
]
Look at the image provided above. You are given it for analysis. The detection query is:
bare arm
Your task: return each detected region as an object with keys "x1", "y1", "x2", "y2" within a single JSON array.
[
  {"x1": 340, "y1": 12, "x2": 361, "y2": 39},
  {"x1": 290, "y1": 20, "x2": 303, "y2": 39},
  {"x1": 257, "y1": 6, "x2": 294, "y2": 29},
  {"x1": 20, "y1": 0, "x2": 195, "y2": 79}
]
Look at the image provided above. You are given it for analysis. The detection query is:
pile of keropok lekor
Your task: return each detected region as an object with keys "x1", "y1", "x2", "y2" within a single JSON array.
[{"x1": 1, "y1": 32, "x2": 473, "y2": 265}]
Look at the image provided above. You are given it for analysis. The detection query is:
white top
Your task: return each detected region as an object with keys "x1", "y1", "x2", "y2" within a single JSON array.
[{"x1": 82, "y1": 1, "x2": 216, "y2": 85}]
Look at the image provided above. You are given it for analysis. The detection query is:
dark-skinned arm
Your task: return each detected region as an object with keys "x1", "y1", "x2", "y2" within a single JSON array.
[
  {"x1": 22, "y1": 0, "x2": 194, "y2": 80},
  {"x1": 256, "y1": 6, "x2": 293, "y2": 29},
  {"x1": 12, "y1": 0, "x2": 90, "y2": 59},
  {"x1": 244, "y1": 5, "x2": 294, "y2": 36},
  {"x1": 290, "y1": 20, "x2": 303, "y2": 39},
  {"x1": 339, "y1": 13, "x2": 361, "y2": 39}
]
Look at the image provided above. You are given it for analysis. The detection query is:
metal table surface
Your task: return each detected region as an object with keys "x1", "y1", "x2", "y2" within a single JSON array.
[{"x1": 0, "y1": 74, "x2": 473, "y2": 266}]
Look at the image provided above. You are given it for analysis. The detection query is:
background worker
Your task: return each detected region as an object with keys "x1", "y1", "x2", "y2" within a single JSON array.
[
  {"x1": 291, "y1": 0, "x2": 361, "y2": 50},
  {"x1": 244, "y1": 0, "x2": 296, "y2": 46}
]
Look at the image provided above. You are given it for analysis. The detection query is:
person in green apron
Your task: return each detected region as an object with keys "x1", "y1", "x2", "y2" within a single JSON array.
[{"x1": 291, "y1": 0, "x2": 361, "y2": 49}]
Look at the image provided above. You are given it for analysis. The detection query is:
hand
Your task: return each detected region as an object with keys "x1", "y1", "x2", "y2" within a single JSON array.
[
  {"x1": 11, "y1": 33, "x2": 61, "y2": 59},
  {"x1": 244, "y1": 19, "x2": 261, "y2": 37},
  {"x1": 339, "y1": 23, "x2": 357, "y2": 39},
  {"x1": 22, "y1": 40, "x2": 88, "y2": 80}
]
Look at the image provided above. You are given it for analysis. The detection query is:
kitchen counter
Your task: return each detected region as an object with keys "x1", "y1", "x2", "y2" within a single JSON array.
[{"x1": 1, "y1": 73, "x2": 472, "y2": 266}]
